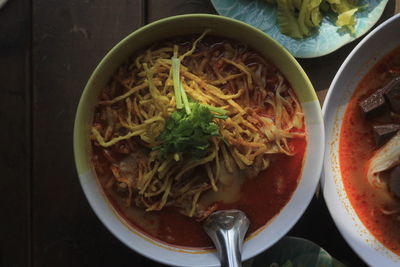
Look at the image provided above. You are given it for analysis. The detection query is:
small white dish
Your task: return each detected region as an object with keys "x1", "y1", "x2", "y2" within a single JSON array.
[{"x1": 322, "y1": 13, "x2": 400, "y2": 267}]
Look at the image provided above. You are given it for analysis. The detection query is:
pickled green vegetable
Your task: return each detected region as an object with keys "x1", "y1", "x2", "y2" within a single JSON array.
[
  {"x1": 276, "y1": 0, "x2": 323, "y2": 39},
  {"x1": 277, "y1": 0, "x2": 303, "y2": 39},
  {"x1": 327, "y1": 0, "x2": 359, "y2": 33},
  {"x1": 272, "y1": 0, "x2": 361, "y2": 39}
]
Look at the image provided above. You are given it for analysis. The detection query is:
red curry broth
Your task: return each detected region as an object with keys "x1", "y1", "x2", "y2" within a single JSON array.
[
  {"x1": 93, "y1": 137, "x2": 305, "y2": 248},
  {"x1": 340, "y1": 46, "x2": 400, "y2": 255}
]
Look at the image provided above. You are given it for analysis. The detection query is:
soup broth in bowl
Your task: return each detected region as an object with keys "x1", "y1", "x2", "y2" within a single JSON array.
[
  {"x1": 340, "y1": 46, "x2": 400, "y2": 255},
  {"x1": 74, "y1": 14, "x2": 324, "y2": 266},
  {"x1": 323, "y1": 13, "x2": 400, "y2": 267}
]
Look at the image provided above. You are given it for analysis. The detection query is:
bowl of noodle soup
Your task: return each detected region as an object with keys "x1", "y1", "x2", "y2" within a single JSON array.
[
  {"x1": 323, "y1": 14, "x2": 400, "y2": 266},
  {"x1": 74, "y1": 14, "x2": 324, "y2": 266}
]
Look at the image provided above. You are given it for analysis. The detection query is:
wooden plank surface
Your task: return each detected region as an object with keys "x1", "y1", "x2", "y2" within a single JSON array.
[
  {"x1": 397, "y1": 0, "x2": 400, "y2": 14},
  {"x1": 0, "y1": 0, "x2": 31, "y2": 266},
  {"x1": 31, "y1": 1, "x2": 161, "y2": 266},
  {"x1": 148, "y1": 0, "x2": 217, "y2": 22},
  {"x1": 25, "y1": 0, "x2": 399, "y2": 267}
]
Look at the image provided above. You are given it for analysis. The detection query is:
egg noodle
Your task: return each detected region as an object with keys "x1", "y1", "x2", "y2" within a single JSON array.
[{"x1": 91, "y1": 30, "x2": 305, "y2": 219}]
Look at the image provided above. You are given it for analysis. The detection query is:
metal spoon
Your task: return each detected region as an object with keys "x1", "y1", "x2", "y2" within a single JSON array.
[{"x1": 203, "y1": 210, "x2": 250, "y2": 267}]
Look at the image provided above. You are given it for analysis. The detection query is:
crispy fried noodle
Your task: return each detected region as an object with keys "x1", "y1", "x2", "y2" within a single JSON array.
[{"x1": 91, "y1": 30, "x2": 305, "y2": 219}]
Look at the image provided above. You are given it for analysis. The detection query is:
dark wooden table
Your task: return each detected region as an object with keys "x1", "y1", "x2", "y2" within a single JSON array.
[{"x1": 1, "y1": 1, "x2": 399, "y2": 266}]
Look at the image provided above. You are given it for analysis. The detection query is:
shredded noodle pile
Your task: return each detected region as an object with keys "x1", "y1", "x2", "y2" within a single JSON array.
[{"x1": 91, "y1": 31, "x2": 305, "y2": 218}]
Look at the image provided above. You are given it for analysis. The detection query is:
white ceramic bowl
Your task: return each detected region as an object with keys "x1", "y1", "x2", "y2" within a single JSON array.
[
  {"x1": 322, "y1": 13, "x2": 400, "y2": 267},
  {"x1": 74, "y1": 14, "x2": 324, "y2": 266}
]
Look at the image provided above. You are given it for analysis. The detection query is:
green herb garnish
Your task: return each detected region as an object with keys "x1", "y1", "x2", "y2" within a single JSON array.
[
  {"x1": 157, "y1": 102, "x2": 227, "y2": 160},
  {"x1": 172, "y1": 57, "x2": 183, "y2": 109},
  {"x1": 156, "y1": 57, "x2": 227, "y2": 160}
]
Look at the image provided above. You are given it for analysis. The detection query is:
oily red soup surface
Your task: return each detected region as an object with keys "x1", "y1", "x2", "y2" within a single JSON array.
[
  {"x1": 93, "y1": 137, "x2": 305, "y2": 248},
  {"x1": 339, "y1": 46, "x2": 400, "y2": 255}
]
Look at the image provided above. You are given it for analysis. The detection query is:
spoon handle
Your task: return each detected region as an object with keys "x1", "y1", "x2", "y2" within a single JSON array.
[
  {"x1": 215, "y1": 227, "x2": 243, "y2": 267},
  {"x1": 203, "y1": 210, "x2": 250, "y2": 267}
]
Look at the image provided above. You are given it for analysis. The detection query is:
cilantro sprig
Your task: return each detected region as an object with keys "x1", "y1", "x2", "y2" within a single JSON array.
[
  {"x1": 157, "y1": 102, "x2": 226, "y2": 160},
  {"x1": 156, "y1": 57, "x2": 227, "y2": 161}
]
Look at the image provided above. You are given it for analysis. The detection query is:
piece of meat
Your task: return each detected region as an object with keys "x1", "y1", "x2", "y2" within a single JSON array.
[
  {"x1": 119, "y1": 150, "x2": 146, "y2": 189},
  {"x1": 384, "y1": 76, "x2": 400, "y2": 113},
  {"x1": 195, "y1": 203, "x2": 219, "y2": 222},
  {"x1": 389, "y1": 165, "x2": 400, "y2": 199},
  {"x1": 359, "y1": 88, "x2": 387, "y2": 117},
  {"x1": 373, "y1": 124, "x2": 400, "y2": 146}
]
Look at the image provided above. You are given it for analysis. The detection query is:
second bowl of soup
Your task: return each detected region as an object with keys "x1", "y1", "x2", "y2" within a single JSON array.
[{"x1": 323, "y1": 13, "x2": 400, "y2": 267}]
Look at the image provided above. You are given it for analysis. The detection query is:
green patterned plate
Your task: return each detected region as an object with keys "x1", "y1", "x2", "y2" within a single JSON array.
[
  {"x1": 245, "y1": 236, "x2": 346, "y2": 267},
  {"x1": 211, "y1": 0, "x2": 388, "y2": 58}
]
